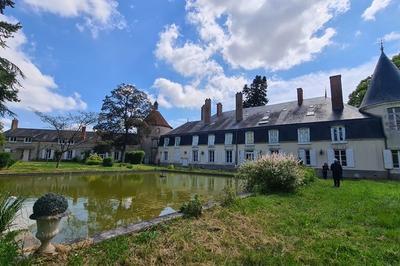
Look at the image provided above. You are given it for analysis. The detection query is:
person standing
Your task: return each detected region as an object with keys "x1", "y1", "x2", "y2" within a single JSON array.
[
  {"x1": 322, "y1": 163, "x2": 329, "y2": 179},
  {"x1": 330, "y1": 159, "x2": 343, "y2": 187}
]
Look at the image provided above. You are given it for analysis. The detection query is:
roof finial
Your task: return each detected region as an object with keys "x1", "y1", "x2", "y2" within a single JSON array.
[
  {"x1": 380, "y1": 39, "x2": 384, "y2": 53},
  {"x1": 324, "y1": 87, "x2": 327, "y2": 99}
]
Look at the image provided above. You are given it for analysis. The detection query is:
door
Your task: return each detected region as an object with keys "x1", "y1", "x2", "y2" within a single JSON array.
[{"x1": 22, "y1": 149, "x2": 30, "y2": 161}]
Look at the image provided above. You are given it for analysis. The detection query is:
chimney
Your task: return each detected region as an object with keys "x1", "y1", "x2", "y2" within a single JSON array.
[
  {"x1": 216, "y1": 102, "x2": 223, "y2": 117},
  {"x1": 236, "y1": 92, "x2": 243, "y2": 122},
  {"x1": 11, "y1": 118, "x2": 18, "y2": 130},
  {"x1": 204, "y1": 98, "x2": 211, "y2": 124},
  {"x1": 201, "y1": 104, "x2": 205, "y2": 121},
  {"x1": 81, "y1": 126, "x2": 87, "y2": 141},
  {"x1": 330, "y1": 75, "x2": 344, "y2": 112},
  {"x1": 297, "y1": 88, "x2": 303, "y2": 106}
]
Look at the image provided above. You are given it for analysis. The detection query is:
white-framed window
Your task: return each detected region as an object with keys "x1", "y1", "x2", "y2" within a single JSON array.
[
  {"x1": 331, "y1": 126, "x2": 346, "y2": 143},
  {"x1": 163, "y1": 151, "x2": 168, "y2": 161},
  {"x1": 225, "y1": 150, "x2": 233, "y2": 163},
  {"x1": 298, "y1": 128, "x2": 310, "y2": 144},
  {"x1": 8, "y1": 137, "x2": 16, "y2": 142},
  {"x1": 245, "y1": 150, "x2": 255, "y2": 161},
  {"x1": 334, "y1": 149, "x2": 347, "y2": 166},
  {"x1": 164, "y1": 137, "x2": 170, "y2": 147},
  {"x1": 175, "y1": 136, "x2": 181, "y2": 147},
  {"x1": 268, "y1": 129, "x2": 279, "y2": 144},
  {"x1": 4, "y1": 148, "x2": 11, "y2": 153},
  {"x1": 388, "y1": 107, "x2": 400, "y2": 130},
  {"x1": 192, "y1": 135, "x2": 199, "y2": 146},
  {"x1": 245, "y1": 131, "x2": 254, "y2": 145},
  {"x1": 298, "y1": 149, "x2": 311, "y2": 165},
  {"x1": 24, "y1": 137, "x2": 32, "y2": 143},
  {"x1": 208, "y1": 150, "x2": 215, "y2": 163},
  {"x1": 192, "y1": 150, "x2": 199, "y2": 162},
  {"x1": 208, "y1": 134, "x2": 215, "y2": 146},
  {"x1": 45, "y1": 149, "x2": 52, "y2": 159},
  {"x1": 391, "y1": 150, "x2": 400, "y2": 168},
  {"x1": 58, "y1": 139, "x2": 74, "y2": 145},
  {"x1": 270, "y1": 149, "x2": 279, "y2": 154},
  {"x1": 67, "y1": 150, "x2": 74, "y2": 160},
  {"x1": 224, "y1": 133, "x2": 233, "y2": 145}
]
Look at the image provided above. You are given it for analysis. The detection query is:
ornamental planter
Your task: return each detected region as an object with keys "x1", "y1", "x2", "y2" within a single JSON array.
[{"x1": 29, "y1": 193, "x2": 69, "y2": 255}]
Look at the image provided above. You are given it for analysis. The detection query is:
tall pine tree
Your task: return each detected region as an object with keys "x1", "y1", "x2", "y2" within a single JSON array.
[{"x1": 242, "y1": 75, "x2": 268, "y2": 108}]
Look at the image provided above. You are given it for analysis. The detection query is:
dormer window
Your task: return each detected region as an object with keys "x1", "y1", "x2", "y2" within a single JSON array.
[
  {"x1": 331, "y1": 126, "x2": 346, "y2": 143},
  {"x1": 208, "y1": 134, "x2": 215, "y2": 146},
  {"x1": 245, "y1": 131, "x2": 254, "y2": 145},
  {"x1": 164, "y1": 137, "x2": 170, "y2": 147},
  {"x1": 268, "y1": 130, "x2": 279, "y2": 144},
  {"x1": 388, "y1": 107, "x2": 400, "y2": 131},
  {"x1": 58, "y1": 139, "x2": 74, "y2": 145},
  {"x1": 8, "y1": 137, "x2": 17, "y2": 142},
  {"x1": 298, "y1": 128, "x2": 310, "y2": 144},
  {"x1": 224, "y1": 133, "x2": 233, "y2": 145},
  {"x1": 24, "y1": 137, "x2": 32, "y2": 143},
  {"x1": 192, "y1": 135, "x2": 199, "y2": 146},
  {"x1": 175, "y1": 136, "x2": 181, "y2": 147}
]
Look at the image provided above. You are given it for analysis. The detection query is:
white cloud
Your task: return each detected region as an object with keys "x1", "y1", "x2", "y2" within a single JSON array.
[
  {"x1": 22, "y1": 0, "x2": 126, "y2": 38},
  {"x1": 362, "y1": 0, "x2": 392, "y2": 21},
  {"x1": 0, "y1": 15, "x2": 87, "y2": 113},
  {"x1": 381, "y1": 31, "x2": 400, "y2": 42}
]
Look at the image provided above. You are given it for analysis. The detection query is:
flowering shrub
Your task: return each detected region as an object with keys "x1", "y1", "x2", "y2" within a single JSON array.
[
  {"x1": 237, "y1": 153, "x2": 305, "y2": 193},
  {"x1": 86, "y1": 153, "x2": 103, "y2": 165}
]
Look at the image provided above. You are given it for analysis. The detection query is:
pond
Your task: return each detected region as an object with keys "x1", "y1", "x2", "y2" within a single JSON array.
[{"x1": 0, "y1": 172, "x2": 241, "y2": 243}]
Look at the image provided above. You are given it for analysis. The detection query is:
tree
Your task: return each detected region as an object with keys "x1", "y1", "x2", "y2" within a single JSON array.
[
  {"x1": 242, "y1": 75, "x2": 268, "y2": 108},
  {"x1": 348, "y1": 53, "x2": 400, "y2": 107},
  {"x1": 0, "y1": 0, "x2": 23, "y2": 117},
  {"x1": 94, "y1": 84, "x2": 152, "y2": 161},
  {"x1": 36, "y1": 111, "x2": 97, "y2": 168}
]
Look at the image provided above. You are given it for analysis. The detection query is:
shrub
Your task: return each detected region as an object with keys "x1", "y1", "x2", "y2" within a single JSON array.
[
  {"x1": 237, "y1": 153, "x2": 304, "y2": 194},
  {"x1": 0, "y1": 232, "x2": 20, "y2": 265},
  {"x1": 6, "y1": 158, "x2": 16, "y2": 168},
  {"x1": 126, "y1": 164, "x2": 133, "y2": 169},
  {"x1": 180, "y1": 195, "x2": 202, "y2": 218},
  {"x1": 0, "y1": 193, "x2": 25, "y2": 233},
  {"x1": 302, "y1": 166, "x2": 317, "y2": 184},
  {"x1": 29, "y1": 193, "x2": 68, "y2": 219},
  {"x1": 220, "y1": 186, "x2": 237, "y2": 207},
  {"x1": 102, "y1": 157, "x2": 114, "y2": 167},
  {"x1": 125, "y1": 151, "x2": 145, "y2": 164},
  {"x1": 0, "y1": 152, "x2": 12, "y2": 169},
  {"x1": 86, "y1": 153, "x2": 103, "y2": 165},
  {"x1": 167, "y1": 164, "x2": 175, "y2": 170}
]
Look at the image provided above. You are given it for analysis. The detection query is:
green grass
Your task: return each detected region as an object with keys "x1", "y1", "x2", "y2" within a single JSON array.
[{"x1": 31, "y1": 179, "x2": 400, "y2": 265}]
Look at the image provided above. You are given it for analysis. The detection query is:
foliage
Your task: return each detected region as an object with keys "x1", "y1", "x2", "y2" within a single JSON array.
[
  {"x1": 220, "y1": 186, "x2": 237, "y2": 207},
  {"x1": 0, "y1": 151, "x2": 13, "y2": 169},
  {"x1": 0, "y1": 193, "x2": 25, "y2": 233},
  {"x1": 93, "y1": 141, "x2": 112, "y2": 154},
  {"x1": 167, "y1": 164, "x2": 175, "y2": 170},
  {"x1": 348, "y1": 53, "x2": 400, "y2": 107},
  {"x1": 133, "y1": 230, "x2": 158, "y2": 244},
  {"x1": 86, "y1": 153, "x2": 103, "y2": 165},
  {"x1": 125, "y1": 150, "x2": 145, "y2": 164},
  {"x1": 30, "y1": 193, "x2": 68, "y2": 219},
  {"x1": 0, "y1": 231, "x2": 19, "y2": 265},
  {"x1": 301, "y1": 166, "x2": 317, "y2": 184},
  {"x1": 242, "y1": 75, "x2": 268, "y2": 108},
  {"x1": 237, "y1": 153, "x2": 304, "y2": 193},
  {"x1": 0, "y1": 0, "x2": 23, "y2": 117},
  {"x1": 102, "y1": 157, "x2": 113, "y2": 167},
  {"x1": 94, "y1": 84, "x2": 152, "y2": 160},
  {"x1": 180, "y1": 195, "x2": 202, "y2": 218}
]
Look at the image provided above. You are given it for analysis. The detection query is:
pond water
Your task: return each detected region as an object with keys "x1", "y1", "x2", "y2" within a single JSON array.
[{"x1": 0, "y1": 172, "x2": 241, "y2": 243}]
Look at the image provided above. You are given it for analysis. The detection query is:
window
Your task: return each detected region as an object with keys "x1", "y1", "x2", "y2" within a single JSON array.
[
  {"x1": 268, "y1": 130, "x2": 279, "y2": 144},
  {"x1": 208, "y1": 150, "x2": 215, "y2": 163},
  {"x1": 245, "y1": 150, "x2": 254, "y2": 161},
  {"x1": 67, "y1": 150, "x2": 74, "y2": 160},
  {"x1": 225, "y1": 150, "x2": 233, "y2": 163},
  {"x1": 298, "y1": 149, "x2": 311, "y2": 165},
  {"x1": 8, "y1": 137, "x2": 16, "y2": 142},
  {"x1": 114, "y1": 151, "x2": 120, "y2": 161},
  {"x1": 46, "y1": 149, "x2": 52, "y2": 159},
  {"x1": 392, "y1": 150, "x2": 400, "y2": 168},
  {"x1": 208, "y1": 134, "x2": 215, "y2": 146},
  {"x1": 270, "y1": 149, "x2": 279, "y2": 154},
  {"x1": 298, "y1": 128, "x2": 310, "y2": 144},
  {"x1": 334, "y1": 149, "x2": 347, "y2": 166},
  {"x1": 163, "y1": 151, "x2": 168, "y2": 161},
  {"x1": 192, "y1": 135, "x2": 199, "y2": 146},
  {"x1": 388, "y1": 107, "x2": 400, "y2": 130},
  {"x1": 164, "y1": 137, "x2": 169, "y2": 147},
  {"x1": 4, "y1": 148, "x2": 11, "y2": 153},
  {"x1": 192, "y1": 150, "x2": 199, "y2": 162},
  {"x1": 24, "y1": 137, "x2": 32, "y2": 143},
  {"x1": 224, "y1": 133, "x2": 233, "y2": 145},
  {"x1": 175, "y1": 137, "x2": 181, "y2": 147},
  {"x1": 245, "y1": 131, "x2": 254, "y2": 145},
  {"x1": 331, "y1": 126, "x2": 346, "y2": 142}
]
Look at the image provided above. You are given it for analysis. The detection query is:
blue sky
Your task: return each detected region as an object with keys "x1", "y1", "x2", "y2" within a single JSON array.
[{"x1": 1, "y1": 0, "x2": 399, "y2": 130}]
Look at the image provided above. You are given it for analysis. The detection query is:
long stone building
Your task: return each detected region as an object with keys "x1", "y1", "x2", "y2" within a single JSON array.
[{"x1": 159, "y1": 49, "x2": 400, "y2": 179}]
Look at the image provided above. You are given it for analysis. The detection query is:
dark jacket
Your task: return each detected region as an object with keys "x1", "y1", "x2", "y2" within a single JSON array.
[
  {"x1": 322, "y1": 164, "x2": 329, "y2": 173},
  {"x1": 330, "y1": 162, "x2": 343, "y2": 179}
]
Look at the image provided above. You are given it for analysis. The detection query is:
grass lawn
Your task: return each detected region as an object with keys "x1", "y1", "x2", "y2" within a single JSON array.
[{"x1": 32, "y1": 179, "x2": 400, "y2": 265}]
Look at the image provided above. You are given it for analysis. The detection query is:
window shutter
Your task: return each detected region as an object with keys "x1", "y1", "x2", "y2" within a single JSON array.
[
  {"x1": 327, "y1": 149, "x2": 335, "y2": 165},
  {"x1": 298, "y1": 149, "x2": 306, "y2": 162},
  {"x1": 72, "y1": 150, "x2": 76, "y2": 158},
  {"x1": 50, "y1": 150, "x2": 55, "y2": 159},
  {"x1": 330, "y1": 128, "x2": 335, "y2": 142},
  {"x1": 383, "y1": 150, "x2": 393, "y2": 169},
  {"x1": 42, "y1": 149, "x2": 46, "y2": 159},
  {"x1": 63, "y1": 151, "x2": 67, "y2": 160},
  {"x1": 346, "y1": 149, "x2": 354, "y2": 167},
  {"x1": 342, "y1": 127, "x2": 346, "y2": 141},
  {"x1": 310, "y1": 149, "x2": 317, "y2": 166}
]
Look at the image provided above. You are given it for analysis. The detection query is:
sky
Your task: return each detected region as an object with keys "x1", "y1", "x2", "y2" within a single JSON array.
[{"x1": 1, "y1": 0, "x2": 399, "y2": 130}]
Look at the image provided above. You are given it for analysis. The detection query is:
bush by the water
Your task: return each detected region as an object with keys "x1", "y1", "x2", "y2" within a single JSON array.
[
  {"x1": 238, "y1": 153, "x2": 311, "y2": 194},
  {"x1": 220, "y1": 186, "x2": 237, "y2": 207},
  {"x1": 102, "y1": 157, "x2": 114, "y2": 167},
  {"x1": 180, "y1": 195, "x2": 202, "y2": 218},
  {"x1": 125, "y1": 151, "x2": 145, "y2": 164},
  {"x1": 86, "y1": 153, "x2": 103, "y2": 165},
  {"x1": 167, "y1": 164, "x2": 175, "y2": 170},
  {"x1": 0, "y1": 152, "x2": 16, "y2": 169}
]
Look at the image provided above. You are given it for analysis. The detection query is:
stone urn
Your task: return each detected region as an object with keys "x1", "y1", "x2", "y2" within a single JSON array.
[{"x1": 29, "y1": 193, "x2": 69, "y2": 255}]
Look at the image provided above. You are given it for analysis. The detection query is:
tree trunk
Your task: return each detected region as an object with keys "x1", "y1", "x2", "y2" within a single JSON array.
[
  {"x1": 56, "y1": 155, "x2": 61, "y2": 168},
  {"x1": 122, "y1": 129, "x2": 129, "y2": 163}
]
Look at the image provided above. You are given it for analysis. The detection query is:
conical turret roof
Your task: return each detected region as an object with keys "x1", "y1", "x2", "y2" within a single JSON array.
[
  {"x1": 144, "y1": 102, "x2": 172, "y2": 129},
  {"x1": 360, "y1": 51, "x2": 400, "y2": 110}
]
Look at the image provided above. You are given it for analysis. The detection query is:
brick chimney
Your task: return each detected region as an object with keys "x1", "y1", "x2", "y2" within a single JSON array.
[
  {"x1": 297, "y1": 88, "x2": 303, "y2": 106},
  {"x1": 216, "y1": 102, "x2": 223, "y2": 117},
  {"x1": 81, "y1": 126, "x2": 87, "y2": 141},
  {"x1": 236, "y1": 92, "x2": 243, "y2": 122},
  {"x1": 11, "y1": 118, "x2": 18, "y2": 130},
  {"x1": 201, "y1": 104, "x2": 204, "y2": 121},
  {"x1": 204, "y1": 98, "x2": 211, "y2": 124},
  {"x1": 330, "y1": 75, "x2": 344, "y2": 112}
]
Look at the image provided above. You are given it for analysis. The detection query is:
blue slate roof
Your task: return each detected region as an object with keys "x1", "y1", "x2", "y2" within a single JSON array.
[{"x1": 360, "y1": 51, "x2": 400, "y2": 110}]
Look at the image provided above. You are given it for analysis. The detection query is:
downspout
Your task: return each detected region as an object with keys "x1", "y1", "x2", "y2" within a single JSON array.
[{"x1": 235, "y1": 129, "x2": 239, "y2": 167}]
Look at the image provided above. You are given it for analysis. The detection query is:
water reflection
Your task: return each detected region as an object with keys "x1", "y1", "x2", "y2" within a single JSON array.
[{"x1": 0, "y1": 172, "x2": 241, "y2": 243}]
